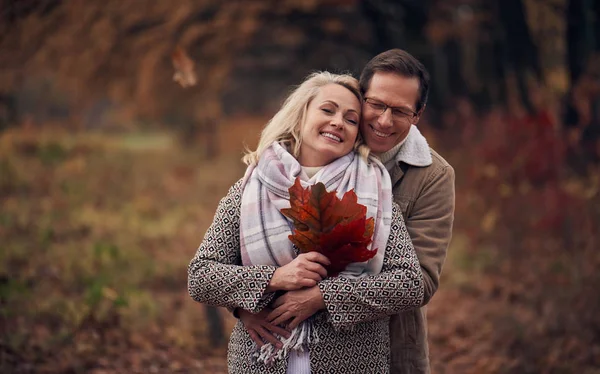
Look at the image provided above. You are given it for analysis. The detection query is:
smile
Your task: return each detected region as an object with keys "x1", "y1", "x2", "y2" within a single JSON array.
[
  {"x1": 370, "y1": 125, "x2": 392, "y2": 138},
  {"x1": 320, "y1": 132, "x2": 342, "y2": 142}
]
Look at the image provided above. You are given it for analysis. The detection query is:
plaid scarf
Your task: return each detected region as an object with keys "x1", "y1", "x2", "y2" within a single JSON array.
[{"x1": 239, "y1": 141, "x2": 393, "y2": 365}]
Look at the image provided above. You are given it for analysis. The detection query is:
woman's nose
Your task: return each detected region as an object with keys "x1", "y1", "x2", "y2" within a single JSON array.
[{"x1": 331, "y1": 114, "x2": 344, "y2": 128}]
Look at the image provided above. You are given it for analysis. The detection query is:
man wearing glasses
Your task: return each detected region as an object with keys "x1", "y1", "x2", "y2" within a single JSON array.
[{"x1": 360, "y1": 49, "x2": 455, "y2": 374}]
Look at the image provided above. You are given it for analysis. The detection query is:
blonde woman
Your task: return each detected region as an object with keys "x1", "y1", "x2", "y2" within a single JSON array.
[{"x1": 188, "y1": 72, "x2": 424, "y2": 373}]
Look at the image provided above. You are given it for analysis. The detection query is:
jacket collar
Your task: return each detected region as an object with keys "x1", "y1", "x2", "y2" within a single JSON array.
[
  {"x1": 386, "y1": 125, "x2": 432, "y2": 186},
  {"x1": 393, "y1": 125, "x2": 432, "y2": 167}
]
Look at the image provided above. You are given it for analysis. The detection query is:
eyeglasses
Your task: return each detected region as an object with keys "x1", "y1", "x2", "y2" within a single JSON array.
[{"x1": 364, "y1": 98, "x2": 418, "y2": 122}]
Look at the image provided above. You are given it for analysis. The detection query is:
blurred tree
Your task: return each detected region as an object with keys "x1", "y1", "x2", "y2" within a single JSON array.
[
  {"x1": 360, "y1": 0, "x2": 429, "y2": 53},
  {"x1": 205, "y1": 305, "x2": 225, "y2": 347},
  {"x1": 564, "y1": 0, "x2": 600, "y2": 167},
  {"x1": 0, "y1": 93, "x2": 17, "y2": 130},
  {"x1": 222, "y1": 0, "x2": 373, "y2": 115},
  {"x1": 0, "y1": 0, "x2": 61, "y2": 35},
  {"x1": 0, "y1": 0, "x2": 597, "y2": 142},
  {"x1": 496, "y1": 0, "x2": 543, "y2": 114},
  {"x1": 567, "y1": 0, "x2": 596, "y2": 83}
]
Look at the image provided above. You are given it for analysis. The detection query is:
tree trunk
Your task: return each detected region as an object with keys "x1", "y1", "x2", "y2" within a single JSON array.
[
  {"x1": 566, "y1": 0, "x2": 595, "y2": 84},
  {"x1": 444, "y1": 39, "x2": 465, "y2": 98},
  {"x1": 498, "y1": 0, "x2": 542, "y2": 79},
  {"x1": 204, "y1": 305, "x2": 225, "y2": 347},
  {"x1": 0, "y1": 93, "x2": 17, "y2": 130},
  {"x1": 595, "y1": 0, "x2": 600, "y2": 52},
  {"x1": 496, "y1": 0, "x2": 542, "y2": 113}
]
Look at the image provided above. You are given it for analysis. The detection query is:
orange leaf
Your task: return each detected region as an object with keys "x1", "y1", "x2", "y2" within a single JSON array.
[
  {"x1": 171, "y1": 46, "x2": 197, "y2": 88},
  {"x1": 319, "y1": 217, "x2": 376, "y2": 276}
]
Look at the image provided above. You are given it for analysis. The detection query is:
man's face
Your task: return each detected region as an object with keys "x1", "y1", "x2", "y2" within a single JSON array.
[{"x1": 360, "y1": 72, "x2": 422, "y2": 153}]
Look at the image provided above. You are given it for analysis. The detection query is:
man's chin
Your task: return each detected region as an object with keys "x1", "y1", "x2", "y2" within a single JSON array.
[{"x1": 367, "y1": 138, "x2": 393, "y2": 154}]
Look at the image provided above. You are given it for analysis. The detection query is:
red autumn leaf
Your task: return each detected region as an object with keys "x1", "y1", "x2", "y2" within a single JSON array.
[
  {"x1": 281, "y1": 177, "x2": 377, "y2": 276},
  {"x1": 319, "y1": 216, "x2": 376, "y2": 276}
]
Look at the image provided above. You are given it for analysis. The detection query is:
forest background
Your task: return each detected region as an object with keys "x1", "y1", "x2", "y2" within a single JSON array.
[{"x1": 1, "y1": 0, "x2": 599, "y2": 373}]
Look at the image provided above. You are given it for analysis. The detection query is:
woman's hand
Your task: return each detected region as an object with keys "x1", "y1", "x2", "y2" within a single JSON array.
[
  {"x1": 239, "y1": 308, "x2": 291, "y2": 348},
  {"x1": 266, "y1": 252, "x2": 330, "y2": 292},
  {"x1": 266, "y1": 286, "x2": 326, "y2": 330}
]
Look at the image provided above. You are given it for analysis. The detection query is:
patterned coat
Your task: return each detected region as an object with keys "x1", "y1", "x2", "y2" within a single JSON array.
[{"x1": 188, "y1": 179, "x2": 425, "y2": 374}]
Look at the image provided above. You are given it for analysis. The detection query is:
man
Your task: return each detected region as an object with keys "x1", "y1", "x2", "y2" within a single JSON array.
[
  {"x1": 359, "y1": 49, "x2": 455, "y2": 373},
  {"x1": 238, "y1": 49, "x2": 455, "y2": 374}
]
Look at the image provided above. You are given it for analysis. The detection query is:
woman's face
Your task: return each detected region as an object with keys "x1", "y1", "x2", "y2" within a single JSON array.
[{"x1": 298, "y1": 84, "x2": 361, "y2": 167}]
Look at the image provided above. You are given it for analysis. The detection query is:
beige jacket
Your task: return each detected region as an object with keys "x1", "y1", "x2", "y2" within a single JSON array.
[{"x1": 384, "y1": 126, "x2": 455, "y2": 374}]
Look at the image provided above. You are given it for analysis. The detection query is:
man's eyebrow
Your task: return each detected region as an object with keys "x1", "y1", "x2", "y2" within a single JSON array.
[
  {"x1": 393, "y1": 105, "x2": 413, "y2": 111},
  {"x1": 368, "y1": 97, "x2": 413, "y2": 111}
]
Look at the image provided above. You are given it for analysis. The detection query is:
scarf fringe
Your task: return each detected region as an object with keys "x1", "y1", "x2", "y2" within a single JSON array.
[{"x1": 253, "y1": 320, "x2": 319, "y2": 366}]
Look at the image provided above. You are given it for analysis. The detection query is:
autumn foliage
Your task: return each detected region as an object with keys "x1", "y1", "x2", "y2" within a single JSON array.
[
  {"x1": 2, "y1": 0, "x2": 600, "y2": 372},
  {"x1": 432, "y1": 101, "x2": 600, "y2": 372},
  {"x1": 280, "y1": 178, "x2": 376, "y2": 276},
  {"x1": 171, "y1": 46, "x2": 197, "y2": 89}
]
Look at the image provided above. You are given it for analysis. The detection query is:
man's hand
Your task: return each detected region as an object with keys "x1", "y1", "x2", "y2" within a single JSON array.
[
  {"x1": 266, "y1": 252, "x2": 330, "y2": 292},
  {"x1": 266, "y1": 286, "x2": 326, "y2": 330},
  {"x1": 239, "y1": 308, "x2": 291, "y2": 348}
]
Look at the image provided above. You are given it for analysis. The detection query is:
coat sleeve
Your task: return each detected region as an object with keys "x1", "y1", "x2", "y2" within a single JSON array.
[
  {"x1": 317, "y1": 204, "x2": 425, "y2": 330},
  {"x1": 187, "y1": 180, "x2": 278, "y2": 313},
  {"x1": 408, "y1": 164, "x2": 455, "y2": 305}
]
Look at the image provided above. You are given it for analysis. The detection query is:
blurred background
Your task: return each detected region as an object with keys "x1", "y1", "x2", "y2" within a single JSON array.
[{"x1": 1, "y1": 0, "x2": 599, "y2": 373}]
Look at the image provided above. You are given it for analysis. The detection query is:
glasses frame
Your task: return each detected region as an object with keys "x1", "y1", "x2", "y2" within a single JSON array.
[{"x1": 364, "y1": 97, "x2": 418, "y2": 122}]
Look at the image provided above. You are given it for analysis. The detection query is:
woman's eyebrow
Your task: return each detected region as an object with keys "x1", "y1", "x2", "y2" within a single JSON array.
[
  {"x1": 322, "y1": 100, "x2": 359, "y2": 113},
  {"x1": 321, "y1": 100, "x2": 339, "y2": 107}
]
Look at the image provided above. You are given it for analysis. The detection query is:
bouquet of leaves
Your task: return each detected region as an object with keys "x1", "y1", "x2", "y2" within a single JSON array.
[{"x1": 281, "y1": 177, "x2": 377, "y2": 277}]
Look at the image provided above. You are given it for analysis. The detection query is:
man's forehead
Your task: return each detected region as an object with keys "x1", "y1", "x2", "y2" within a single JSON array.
[
  {"x1": 363, "y1": 72, "x2": 420, "y2": 108},
  {"x1": 366, "y1": 72, "x2": 419, "y2": 89}
]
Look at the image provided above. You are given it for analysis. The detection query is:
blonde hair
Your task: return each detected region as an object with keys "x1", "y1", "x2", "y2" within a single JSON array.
[{"x1": 242, "y1": 71, "x2": 370, "y2": 165}]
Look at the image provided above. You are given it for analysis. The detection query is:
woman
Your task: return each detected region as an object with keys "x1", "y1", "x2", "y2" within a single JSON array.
[{"x1": 188, "y1": 72, "x2": 424, "y2": 373}]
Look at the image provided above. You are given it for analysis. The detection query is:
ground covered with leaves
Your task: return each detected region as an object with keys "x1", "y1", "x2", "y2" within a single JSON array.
[{"x1": 1, "y1": 121, "x2": 599, "y2": 373}]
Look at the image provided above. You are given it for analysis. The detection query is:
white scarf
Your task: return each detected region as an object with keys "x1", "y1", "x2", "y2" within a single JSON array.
[{"x1": 239, "y1": 142, "x2": 393, "y2": 365}]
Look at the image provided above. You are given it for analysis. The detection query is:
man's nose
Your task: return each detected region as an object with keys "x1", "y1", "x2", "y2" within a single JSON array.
[{"x1": 377, "y1": 108, "x2": 393, "y2": 128}]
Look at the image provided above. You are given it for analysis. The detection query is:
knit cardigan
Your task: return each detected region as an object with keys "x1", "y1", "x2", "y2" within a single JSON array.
[{"x1": 188, "y1": 179, "x2": 425, "y2": 374}]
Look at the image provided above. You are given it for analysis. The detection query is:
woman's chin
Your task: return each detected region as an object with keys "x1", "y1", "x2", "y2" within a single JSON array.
[{"x1": 300, "y1": 147, "x2": 351, "y2": 166}]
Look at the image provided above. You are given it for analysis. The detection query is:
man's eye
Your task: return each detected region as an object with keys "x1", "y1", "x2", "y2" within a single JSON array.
[
  {"x1": 393, "y1": 109, "x2": 411, "y2": 117},
  {"x1": 370, "y1": 102, "x2": 385, "y2": 110}
]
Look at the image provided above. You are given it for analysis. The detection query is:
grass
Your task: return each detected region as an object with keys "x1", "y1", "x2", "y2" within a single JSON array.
[{"x1": 0, "y1": 125, "x2": 256, "y2": 371}]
